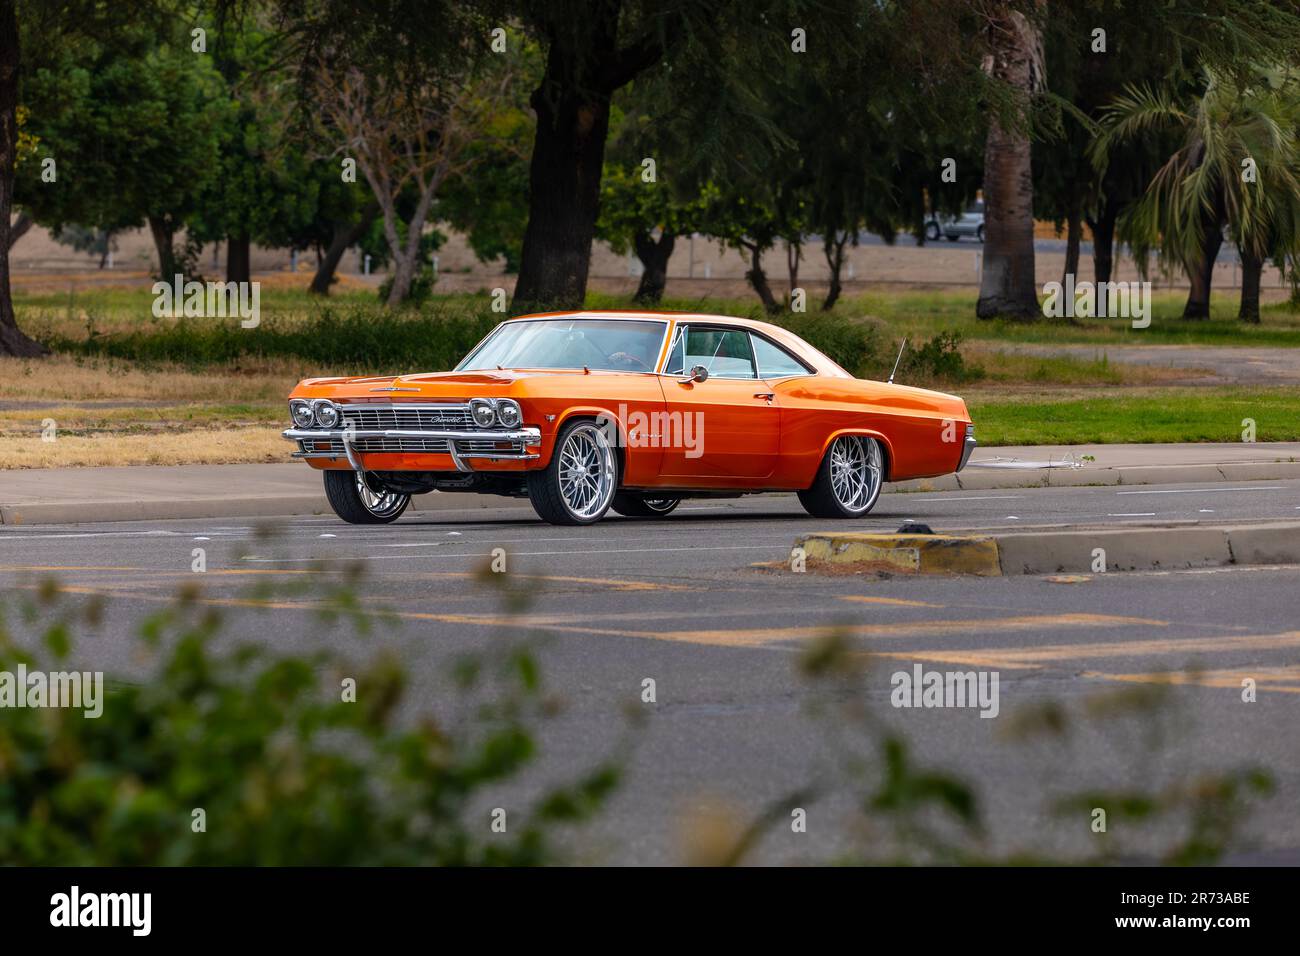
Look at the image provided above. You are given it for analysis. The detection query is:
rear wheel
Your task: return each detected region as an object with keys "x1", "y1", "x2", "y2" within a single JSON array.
[
  {"x1": 527, "y1": 420, "x2": 618, "y2": 525},
  {"x1": 611, "y1": 493, "x2": 681, "y2": 518},
  {"x1": 323, "y1": 470, "x2": 411, "y2": 524},
  {"x1": 798, "y1": 435, "x2": 884, "y2": 518}
]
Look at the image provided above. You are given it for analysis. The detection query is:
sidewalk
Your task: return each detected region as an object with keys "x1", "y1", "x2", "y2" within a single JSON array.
[{"x1": 1, "y1": 443, "x2": 1299, "y2": 525}]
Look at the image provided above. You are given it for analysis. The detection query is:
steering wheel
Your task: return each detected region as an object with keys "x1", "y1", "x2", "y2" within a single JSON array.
[{"x1": 608, "y1": 351, "x2": 651, "y2": 371}]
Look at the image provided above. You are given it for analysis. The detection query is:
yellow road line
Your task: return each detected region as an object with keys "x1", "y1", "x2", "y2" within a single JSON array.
[
  {"x1": 1083, "y1": 665, "x2": 1300, "y2": 694},
  {"x1": 868, "y1": 632, "x2": 1300, "y2": 670},
  {"x1": 636, "y1": 614, "x2": 1167, "y2": 648},
  {"x1": 838, "y1": 596, "x2": 945, "y2": 608}
]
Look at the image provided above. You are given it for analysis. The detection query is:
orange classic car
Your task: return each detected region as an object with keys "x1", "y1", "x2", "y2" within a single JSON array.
[{"x1": 284, "y1": 310, "x2": 976, "y2": 525}]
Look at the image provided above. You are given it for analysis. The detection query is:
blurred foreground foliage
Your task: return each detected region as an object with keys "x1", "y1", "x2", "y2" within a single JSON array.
[{"x1": 0, "y1": 567, "x2": 620, "y2": 865}]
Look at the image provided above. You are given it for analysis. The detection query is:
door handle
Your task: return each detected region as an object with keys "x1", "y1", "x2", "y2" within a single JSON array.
[{"x1": 754, "y1": 392, "x2": 775, "y2": 402}]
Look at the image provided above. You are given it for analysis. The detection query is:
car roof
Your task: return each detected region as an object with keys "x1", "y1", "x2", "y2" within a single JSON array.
[{"x1": 508, "y1": 310, "x2": 852, "y2": 378}]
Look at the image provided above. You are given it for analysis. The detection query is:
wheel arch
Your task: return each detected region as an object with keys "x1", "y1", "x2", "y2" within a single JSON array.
[
  {"x1": 550, "y1": 408, "x2": 629, "y2": 485},
  {"x1": 818, "y1": 428, "x2": 894, "y2": 483}
]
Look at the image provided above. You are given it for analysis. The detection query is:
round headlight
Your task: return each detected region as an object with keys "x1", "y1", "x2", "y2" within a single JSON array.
[
  {"x1": 314, "y1": 400, "x2": 340, "y2": 429},
  {"x1": 496, "y1": 400, "x2": 521, "y2": 428},
  {"x1": 291, "y1": 401, "x2": 315, "y2": 428},
  {"x1": 469, "y1": 399, "x2": 497, "y2": 428}
]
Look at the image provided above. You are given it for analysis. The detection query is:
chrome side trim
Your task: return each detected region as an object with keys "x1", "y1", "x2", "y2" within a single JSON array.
[{"x1": 957, "y1": 434, "x2": 978, "y2": 472}]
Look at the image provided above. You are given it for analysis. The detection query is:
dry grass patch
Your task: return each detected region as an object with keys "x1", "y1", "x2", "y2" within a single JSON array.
[
  {"x1": 0, "y1": 427, "x2": 287, "y2": 468},
  {"x1": 0, "y1": 355, "x2": 302, "y2": 402}
]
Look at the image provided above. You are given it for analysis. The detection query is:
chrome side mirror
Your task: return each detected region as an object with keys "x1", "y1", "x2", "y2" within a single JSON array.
[{"x1": 678, "y1": 365, "x2": 709, "y2": 385}]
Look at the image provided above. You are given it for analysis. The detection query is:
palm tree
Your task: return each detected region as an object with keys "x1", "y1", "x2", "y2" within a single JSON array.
[
  {"x1": 1092, "y1": 68, "x2": 1300, "y2": 322},
  {"x1": 976, "y1": 1, "x2": 1045, "y2": 321}
]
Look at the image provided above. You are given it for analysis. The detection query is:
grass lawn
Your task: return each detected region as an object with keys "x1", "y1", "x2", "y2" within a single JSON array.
[{"x1": 969, "y1": 387, "x2": 1300, "y2": 446}]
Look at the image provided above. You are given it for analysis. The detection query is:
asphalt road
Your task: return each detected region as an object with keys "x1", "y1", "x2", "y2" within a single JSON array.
[{"x1": 3, "y1": 478, "x2": 1299, "y2": 864}]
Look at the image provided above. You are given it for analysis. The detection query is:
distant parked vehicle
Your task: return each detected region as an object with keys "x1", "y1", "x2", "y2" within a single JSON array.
[{"x1": 925, "y1": 200, "x2": 985, "y2": 243}]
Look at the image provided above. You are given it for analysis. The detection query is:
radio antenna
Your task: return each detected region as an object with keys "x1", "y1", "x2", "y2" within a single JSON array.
[{"x1": 887, "y1": 338, "x2": 907, "y2": 384}]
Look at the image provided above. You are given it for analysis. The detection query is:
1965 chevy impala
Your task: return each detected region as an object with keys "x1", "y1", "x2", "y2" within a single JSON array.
[{"x1": 284, "y1": 310, "x2": 976, "y2": 525}]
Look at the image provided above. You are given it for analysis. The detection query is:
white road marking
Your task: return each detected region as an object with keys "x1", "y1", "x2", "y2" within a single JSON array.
[
  {"x1": 1109, "y1": 513, "x2": 1157, "y2": 517},
  {"x1": 910, "y1": 495, "x2": 1024, "y2": 502},
  {"x1": 240, "y1": 544, "x2": 785, "y2": 563},
  {"x1": 1116, "y1": 486, "x2": 1283, "y2": 496},
  {"x1": 0, "y1": 530, "x2": 183, "y2": 541}
]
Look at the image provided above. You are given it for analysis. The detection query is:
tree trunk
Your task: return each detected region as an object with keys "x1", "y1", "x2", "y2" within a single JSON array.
[
  {"x1": 632, "y1": 230, "x2": 673, "y2": 304},
  {"x1": 1062, "y1": 206, "x2": 1081, "y2": 288},
  {"x1": 822, "y1": 232, "x2": 848, "y2": 311},
  {"x1": 512, "y1": 36, "x2": 616, "y2": 314},
  {"x1": 148, "y1": 215, "x2": 179, "y2": 279},
  {"x1": 1183, "y1": 221, "x2": 1223, "y2": 319},
  {"x1": 0, "y1": 0, "x2": 45, "y2": 357},
  {"x1": 743, "y1": 243, "x2": 780, "y2": 315},
  {"x1": 226, "y1": 234, "x2": 251, "y2": 284},
  {"x1": 6, "y1": 208, "x2": 29, "y2": 250},
  {"x1": 309, "y1": 201, "x2": 379, "y2": 295},
  {"x1": 382, "y1": 179, "x2": 438, "y2": 307},
  {"x1": 976, "y1": 6, "x2": 1042, "y2": 321},
  {"x1": 1086, "y1": 197, "x2": 1119, "y2": 285},
  {"x1": 785, "y1": 240, "x2": 800, "y2": 297},
  {"x1": 1238, "y1": 248, "x2": 1263, "y2": 323}
]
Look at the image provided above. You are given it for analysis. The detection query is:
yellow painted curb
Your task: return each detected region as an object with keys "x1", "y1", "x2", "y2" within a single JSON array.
[{"x1": 795, "y1": 532, "x2": 1002, "y2": 576}]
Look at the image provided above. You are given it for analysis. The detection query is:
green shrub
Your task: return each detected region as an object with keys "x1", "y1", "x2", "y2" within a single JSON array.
[{"x1": 48, "y1": 306, "x2": 500, "y2": 374}]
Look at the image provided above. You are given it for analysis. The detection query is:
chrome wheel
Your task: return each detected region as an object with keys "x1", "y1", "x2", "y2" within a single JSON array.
[
  {"x1": 557, "y1": 423, "x2": 616, "y2": 520},
  {"x1": 355, "y1": 473, "x2": 408, "y2": 518},
  {"x1": 641, "y1": 498, "x2": 679, "y2": 514},
  {"x1": 829, "y1": 436, "x2": 882, "y2": 514}
]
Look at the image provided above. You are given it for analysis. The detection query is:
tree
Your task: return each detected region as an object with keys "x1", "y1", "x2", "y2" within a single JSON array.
[
  {"x1": 1094, "y1": 69, "x2": 1300, "y2": 322},
  {"x1": 311, "y1": 52, "x2": 514, "y2": 306},
  {"x1": 975, "y1": 1, "x2": 1044, "y2": 320},
  {"x1": 0, "y1": 0, "x2": 39, "y2": 355},
  {"x1": 190, "y1": 15, "x2": 321, "y2": 284}
]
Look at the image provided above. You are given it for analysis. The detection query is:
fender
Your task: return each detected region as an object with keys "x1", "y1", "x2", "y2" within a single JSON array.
[
  {"x1": 549, "y1": 405, "x2": 664, "y2": 486},
  {"x1": 818, "y1": 427, "x2": 896, "y2": 482}
]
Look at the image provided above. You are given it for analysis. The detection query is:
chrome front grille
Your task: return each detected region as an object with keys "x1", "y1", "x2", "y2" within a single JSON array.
[
  {"x1": 340, "y1": 404, "x2": 475, "y2": 430},
  {"x1": 353, "y1": 437, "x2": 452, "y2": 453},
  {"x1": 460, "y1": 439, "x2": 525, "y2": 453}
]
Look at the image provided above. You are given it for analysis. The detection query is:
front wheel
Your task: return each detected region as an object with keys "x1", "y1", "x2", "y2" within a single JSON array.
[
  {"x1": 527, "y1": 420, "x2": 618, "y2": 525},
  {"x1": 611, "y1": 493, "x2": 681, "y2": 518},
  {"x1": 323, "y1": 470, "x2": 411, "y2": 524},
  {"x1": 798, "y1": 435, "x2": 884, "y2": 518}
]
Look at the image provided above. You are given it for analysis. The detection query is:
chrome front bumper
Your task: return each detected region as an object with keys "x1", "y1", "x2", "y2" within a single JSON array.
[{"x1": 283, "y1": 426, "x2": 541, "y2": 473}]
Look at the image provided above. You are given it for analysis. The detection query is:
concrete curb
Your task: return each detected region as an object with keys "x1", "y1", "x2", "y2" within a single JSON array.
[
  {"x1": 0, "y1": 492, "x2": 532, "y2": 526},
  {"x1": 890, "y1": 459, "x2": 1300, "y2": 493},
  {"x1": 796, "y1": 521, "x2": 1300, "y2": 576},
  {"x1": 798, "y1": 532, "x2": 1002, "y2": 575}
]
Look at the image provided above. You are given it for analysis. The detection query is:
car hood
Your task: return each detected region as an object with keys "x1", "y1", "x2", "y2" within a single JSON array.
[{"x1": 289, "y1": 368, "x2": 643, "y2": 402}]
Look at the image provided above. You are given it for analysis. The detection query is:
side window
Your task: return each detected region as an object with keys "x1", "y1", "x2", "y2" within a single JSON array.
[
  {"x1": 751, "y1": 335, "x2": 811, "y2": 378},
  {"x1": 664, "y1": 326, "x2": 685, "y2": 375},
  {"x1": 683, "y1": 327, "x2": 757, "y2": 379}
]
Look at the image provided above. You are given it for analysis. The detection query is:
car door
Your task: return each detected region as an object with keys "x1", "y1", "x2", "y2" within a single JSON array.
[{"x1": 658, "y1": 324, "x2": 780, "y2": 480}]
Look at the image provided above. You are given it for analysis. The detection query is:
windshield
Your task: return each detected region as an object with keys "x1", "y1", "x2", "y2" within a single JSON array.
[{"x1": 457, "y1": 318, "x2": 668, "y2": 372}]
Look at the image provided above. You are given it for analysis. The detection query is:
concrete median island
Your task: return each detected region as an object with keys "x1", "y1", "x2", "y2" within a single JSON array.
[{"x1": 795, "y1": 521, "x2": 1300, "y2": 576}]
